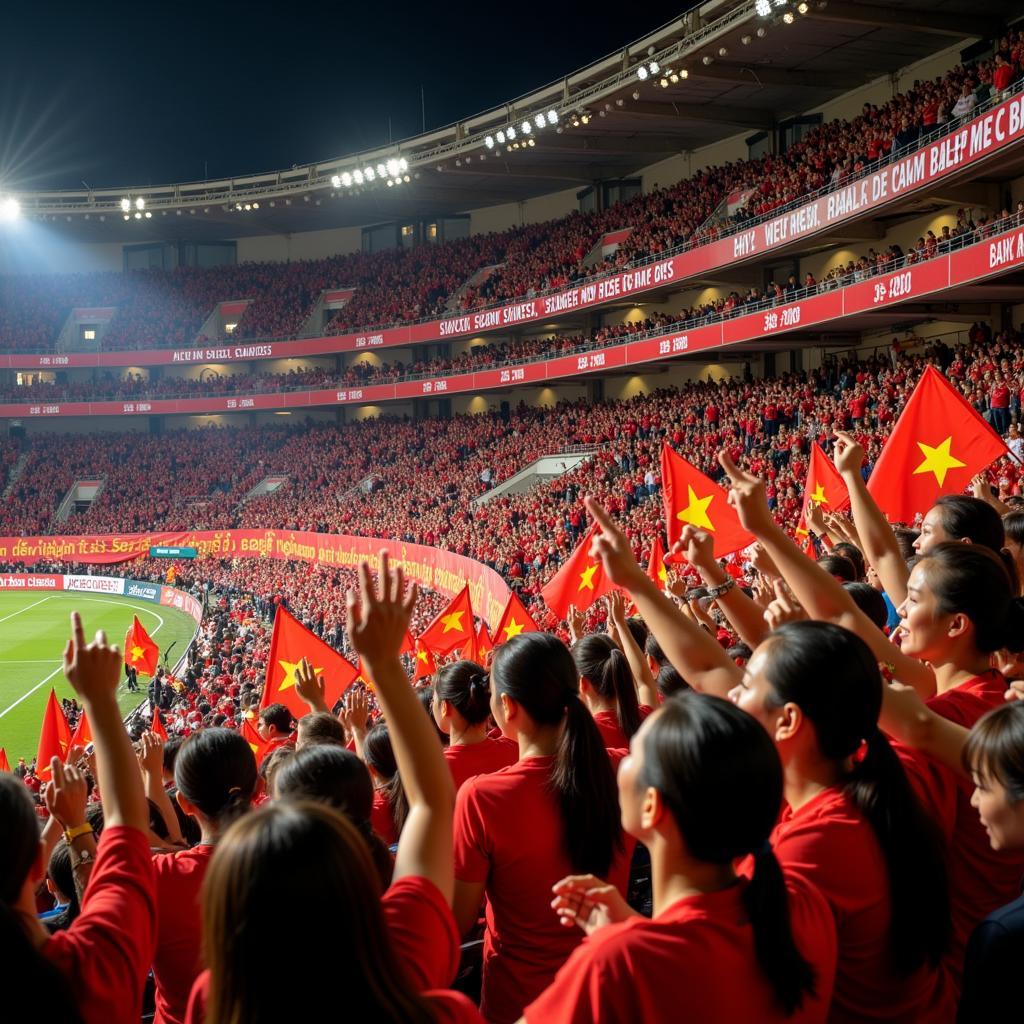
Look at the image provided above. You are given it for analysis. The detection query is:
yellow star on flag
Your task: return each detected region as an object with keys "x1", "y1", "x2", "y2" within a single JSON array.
[
  {"x1": 913, "y1": 436, "x2": 966, "y2": 487},
  {"x1": 130, "y1": 645, "x2": 145, "y2": 663},
  {"x1": 503, "y1": 618, "x2": 524, "y2": 640},
  {"x1": 810, "y1": 484, "x2": 828, "y2": 505},
  {"x1": 676, "y1": 485, "x2": 715, "y2": 531},
  {"x1": 416, "y1": 648, "x2": 430, "y2": 663},
  {"x1": 578, "y1": 564, "x2": 599, "y2": 592},
  {"x1": 277, "y1": 659, "x2": 322, "y2": 692},
  {"x1": 440, "y1": 610, "x2": 465, "y2": 634},
  {"x1": 657, "y1": 564, "x2": 668, "y2": 584}
]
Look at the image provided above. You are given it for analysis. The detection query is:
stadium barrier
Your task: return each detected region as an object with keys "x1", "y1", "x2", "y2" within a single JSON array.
[{"x1": 0, "y1": 532, "x2": 512, "y2": 626}]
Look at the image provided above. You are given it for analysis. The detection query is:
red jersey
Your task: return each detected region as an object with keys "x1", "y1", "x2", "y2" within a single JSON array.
[
  {"x1": 768, "y1": 787, "x2": 955, "y2": 1022},
  {"x1": 591, "y1": 705, "x2": 653, "y2": 750},
  {"x1": 926, "y1": 671, "x2": 1024, "y2": 982},
  {"x1": 152, "y1": 844, "x2": 215, "y2": 1024},
  {"x1": 454, "y1": 755, "x2": 631, "y2": 1024},
  {"x1": 371, "y1": 789, "x2": 398, "y2": 847},
  {"x1": 43, "y1": 826, "x2": 157, "y2": 1024},
  {"x1": 443, "y1": 736, "x2": 518, "y2": 792},
  {"x1": 524, "y1": 873, "x2": 836, "y2": 1024}
]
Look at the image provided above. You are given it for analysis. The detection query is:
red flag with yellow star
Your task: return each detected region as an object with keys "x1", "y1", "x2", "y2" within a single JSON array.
[
  {"x1": 661, "y1": 444, "x2": 754, "y2": 559},
  {"x1": 646, "y1": 535, "x2": 670, "y2": 590},
  {"x1": 151, "y1": 707, "x2": 169, "y2": 741},
  {"x1": 241, "y1": 714, "x2": 274, "y2": 766},
  {"x1": 494, "y1": 591, "x2": 542, "y2": 647},
  {"x1": 69, "y1": 709, "x2": 92, "y2": 750},
  {"x1": 867, "y1": 366, "x2": 1008, "y2": 523},
  {"x1": 260, "y1": 606, "x2": 359, "y2": 717},
  {"x1": 125, "y1": 615, "x2": 160, "y2": 678},
  {"x1": 542, "y1": 524, "x2": 615, "y2": 621},
  {"x1": 36, "y1": 689, "x2": 72, "y2": 779},
  {"x1": 796, "y1": 443, "x2": 850, "y2": 537},
  {"x1": 0, "y1": 748, "x2": 9, "y2": 773},
  {"x1": 419, "y1": 585, "x2": 474, "y2": 656},
  {"x1": 413, "y1": 638, "x2": 438, "y2": 681}
]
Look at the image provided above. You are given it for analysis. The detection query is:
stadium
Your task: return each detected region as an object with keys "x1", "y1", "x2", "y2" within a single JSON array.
[{"x1": 2, "y1": 0, "x2": 1024, "y2": 1020}]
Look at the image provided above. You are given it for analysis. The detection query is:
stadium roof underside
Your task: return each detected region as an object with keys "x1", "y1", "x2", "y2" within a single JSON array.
[{"x1": 13, "y1": 0, "x2": 1014, "y2": 242}]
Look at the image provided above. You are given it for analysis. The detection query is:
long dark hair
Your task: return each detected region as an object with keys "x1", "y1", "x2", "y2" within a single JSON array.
[
  {"x1": 491, "y1": 632, "x2": 622, "y2": 876},
  {"x1": 434, "y1": 660, "x2": 491, "y2": 726},
  {"x1": 932, "y1": 495, "x2": 1017, "y2": 589},
  {"x1": 0, "y1": 775, "x2": 83, "y2": 1022},
  {"x1": 275, "y1": 745, "x2": 392, "y2": 888},
  {"x1": 174, "y1": 728, "x2": 258, "y2": 828},
  {"x1": 639, "y1": 692, "x2": 816, "y2": 1014},
  {"x1": 572, "y1": 633, "x2": 642, "y2": 740},
  {"x1": 363, "y1": 725, "x2": 409, "y2": 838},
  {"x1": 920, "y1": 542, "x2": 1024, "y2": 653},
  {"x1": 202, "y1": 802, "x2": 434, "y2": 1024},
  {"x1": 761, "y1": 621, "x2": 950, "y2": 974}
]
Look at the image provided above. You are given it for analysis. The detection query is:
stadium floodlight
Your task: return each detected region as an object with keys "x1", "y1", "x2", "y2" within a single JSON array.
[
  {"x1": 353, "y1": 169, "x2": 364, "y2": 184},
  {"x1": 527, "y1": 138, "x2": 535, "y2": 147},
  {"x1": 703, "y1": 55, "x2": 714, "y2": 64},
  {"x1": 507, "y1": 125, "x2": 516, "y2": 140},
  {"x1": 364, "y1": 166, "x2": 375, "y2": 181},
  {"x1": 135, "y1": 197, "x2": 145, "y2": 210},
  {"x1": 637, "y1": 65, "x2": 649, "y2": 81},
  {"x1": 144, "y1": 211, "x2": 152, "y2": 218},
  {"x1": 496, "y1": 130, "x2": 506, "y2": 143},
  {"x1": 124, "y1": 214, "x2": 130, "y2": 221},
  {"x1": 403, "y1": 175, "x2": 410, "y2": 183},
  {"x1": 718, "y1": 46, "x2": 728, "y2": 56},
  {"x1": 376, "y1": 163, "x2": 387, "y2": 177},
  {"x1": 547, "y1": 110, "x2": 557, "y2": 124},
  {"x1": 521, "y1": 121, "x2": 531, "y2": 134},
  {"x1": 534, "y1": 113, "x2": 545, "y2": 129},
  {"x1": 741, "y1": 34, "x2": 752, "y2": 44},
  {"x1": 134, "y1": 211, "x2": 142, "y2": 219},
  {"x1": 387, "y1": 158, "x2": 400, "y2": 177},
  {"x1": 485, "y1": 135, "x2": 495, "y2": 148},
  {"x1": 773, "y1": 0, "x2": 787, "y2": 6},
  {"x1": 120, "y1": 197, "x2": 131, "y2": 212},
  {"x1": 783, "y1": 10, "x2": 795, "y2": 22},
  {"x1": 387, "y1": 179, "x2": 394, "y2": 187},
  {"x1": 797, "y1": 1, "x2": 809, "y2": 11},
  {"x1": 331, "y1": 175, "x2": 341, "y2": 188},
  {"x1": 253, "y1": 202, "x2": 259, "y2": 209},
  {"x1": 398, "y1": 157, "x2": 408, "y2": 172},
  {"x1": 341, "y1": 172, "x2": 352, "y2": 186},
  {"x1": 669, "y1": 72, "x2": 679, "y2": 83},
  {"x1": 580, "y1": 113, "x2": 590, "y2": 124},
  {"x1": 755, "y1": 0, "x2": 771, "y2": 14},
  {"x1": 0, "y1": 196, "x2": 20, "y2": 222},
  {"x1": 649, "y1": 60, "x2": 659, "y2": 75}
]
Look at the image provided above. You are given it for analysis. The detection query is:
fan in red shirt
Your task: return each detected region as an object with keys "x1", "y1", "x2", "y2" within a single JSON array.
[
  {"x1": 151, "y1": 728, "x2": 258, "y2": 1024},
  {"x1": 525, "y1": 691, "x2": 836, "y2": 1023},
  {"x1": 432, "y1": 660, "x2": 518, "y2": 791},
  {"x1": 2, "y1": 613, "x2": 157, "y2": 1024},
  {"x1": 452, "y1": 632, "x2": 630, "y2": 1024},
  {"x1": 186, "y1": 556, "x2": 483, "y2": 1023}
]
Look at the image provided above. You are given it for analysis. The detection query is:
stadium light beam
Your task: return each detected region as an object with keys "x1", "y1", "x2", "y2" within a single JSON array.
[{"x1": 0, "y1": 196, "x2": 21, "y2": 222}]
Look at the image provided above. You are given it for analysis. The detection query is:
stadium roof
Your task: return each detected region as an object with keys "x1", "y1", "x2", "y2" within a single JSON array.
[{"x1": 9, "y1": 0, "x2": 1011, "y2": 242}]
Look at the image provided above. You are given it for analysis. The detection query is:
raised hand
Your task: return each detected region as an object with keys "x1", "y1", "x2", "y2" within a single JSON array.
[
  {"x1": 339, "y1": 688, "x2": 372, "y2": 737},
  {"x1": 294, "y1": 656, "x2": 328, "y2": 711},
  {"x1": 346, "y1": 552, "x2": 418, "y2": 668},
  {"x1": 137, "y1": 730, "x2": 164, "y2": 775},
  {"x1": 567, "y1": 603, "x2": 587, "y2": 643},
  {"x1": 833, "y1": 430, "x2": 865, "y2": 476},
  {"x1": 584, "y1": 497, "x2": 645, "y2": 590},
  {"x1": 672, "y1": 524, "x2": 718, "y2": 575},
  {"x1": 550, "y1": 874, "x2": 638, "y2": 936},
  {"x1": 717, "y1": 452, "x2": 775, "y2": 536},
  {"x1": 763, "y1": 580, "x2": 808, "y2": 631},
  {"x1": 44, "y1": 757, "x2": 89, "y2": 829},
  {"x1": 63, "y1": 611, "x2": 123, "y2": 707}
]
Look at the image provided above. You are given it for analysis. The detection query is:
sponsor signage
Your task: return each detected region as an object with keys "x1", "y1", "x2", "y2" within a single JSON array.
[
  {"x1": 62, "y1": 575, "x2": 125, "y2": 594},
  {"x1": 149, "y1": 546, "x2": 198, "y2": 559},
  {"x1": 124, "y1": 580, "x2": 161, "y2": 602},
  {"x1": 0, "y1": 573, "x2": 63, "y2": 589}
]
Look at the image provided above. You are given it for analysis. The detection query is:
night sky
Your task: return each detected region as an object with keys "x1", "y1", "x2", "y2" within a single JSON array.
[{"x1": 0, "y1": 1, "x2": 690, "y2": 191}]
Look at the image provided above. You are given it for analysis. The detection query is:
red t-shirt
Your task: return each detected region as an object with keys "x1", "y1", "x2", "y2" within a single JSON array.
[
  {"x1": 591, "y1": 705, "x2": 653, "y2": 750},
  {"x1": 443, "y1": 736, "x2": 519, "y2": 792},
  {"x1": 523, "y1": 873, "x2": 837, "y2": 1024},
  {"x1": 765, "y1": 787, "x2": 955, "y2": 1023},
  {"x1": 152, "y1": 844, "x2": 215, "y2": 1024},
  {"x1": 371, "y1": 789, "x2": 398, "y2": 846},
  {"x1": 43, "y1": 826, "x2": 157, "y2": 1024},
  {"x1": 925, "y1": 671, "x2": 1024, "y2": 982},
  {"x1": 185, "y1": 876, "x2": 477, "y2": 1022},
  {"x1": 453, "y1": 755, "x2": 632, "y2": 1024}
]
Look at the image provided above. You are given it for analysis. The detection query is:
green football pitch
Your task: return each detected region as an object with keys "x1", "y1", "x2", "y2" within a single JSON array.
[{"x1": 0, "y1": 591, "x2": 199, "y2": 763}]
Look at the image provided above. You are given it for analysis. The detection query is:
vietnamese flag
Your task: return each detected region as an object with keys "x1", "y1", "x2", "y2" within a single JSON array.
[
  {"x1": 0, "y1": 748, "x2": 10, "y2": 772},
  {"x1": 400, "y1": 631, "x2": 415, "y2": 657},
  {"x1": 494, "y1": 591, "x2": 542, "y2": 646},
  {"x1": 542, "y1": 524, "x2": 615, "y2": 621},
  {"x1": 867, "y1": 366, "x2": 1008, "y2": 523},
  {"x1": 36, "y1": 689, "x2": 72, "y2": 779},
  {"x1": 151, "y1": 707, "x2": 169, "y2": 741},
  {"x1": 661, "y1": 444, "x2": 754, "y2": 559},
  {"x1": 797, "y1": 443, "x2": 850, "y2": 536},
  {"x1": 69, "y1": 709, "x2": 92, "y2": 750},
  {"x1": 125, "y1": 616, "x2": 160, "y2": 678},
  {"x1": 647, "y1": 535, "x2": 670, "y2": 591},
  {"x1": 260, "y1": 606, "x2": 359, "y2": 717},
  {"x1": 413, "y1": 638, "x2": 438, "y2": 681},
  {"x1": 241, "y1": 715, "x2": 274, "y2": 766},
  {"x1": 419, "y1": 585, "x2": 474, "y2": 657}
]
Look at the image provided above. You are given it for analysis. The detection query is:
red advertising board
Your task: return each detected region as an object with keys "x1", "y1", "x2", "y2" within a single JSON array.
[
  {"x1": 5, "y1": 93, "x2": 1024, "y2": 373},
  {"x1": 0, "y1": 573, "x2": 63, "y2": 590}
]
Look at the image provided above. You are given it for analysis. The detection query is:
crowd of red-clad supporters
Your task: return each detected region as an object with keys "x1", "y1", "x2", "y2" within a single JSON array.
[{"x1": 2, "y1": 36, "x2": 1022, "y2": 355}]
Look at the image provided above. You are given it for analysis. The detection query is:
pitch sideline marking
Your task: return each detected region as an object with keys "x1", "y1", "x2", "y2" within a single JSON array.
[
  {"x1": 0, "y1": 597, "x2": 169, "y2": 721},
  {"x1": 0, "y1": 595, "x2": 52, "y2": 624}
]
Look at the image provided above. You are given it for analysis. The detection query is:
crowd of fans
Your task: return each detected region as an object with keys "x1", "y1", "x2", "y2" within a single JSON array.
[{"x1": 2, "y1": 35, "x2": 1022, "y2": 357}]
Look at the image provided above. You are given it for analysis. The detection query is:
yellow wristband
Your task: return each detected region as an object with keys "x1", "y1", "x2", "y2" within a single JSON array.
[{"x1": 63, "y1": 822, "x2": 94, "y2": 844}]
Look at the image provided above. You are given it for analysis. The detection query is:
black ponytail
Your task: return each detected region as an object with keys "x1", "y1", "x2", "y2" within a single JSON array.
[
  {"x1": 572, "y1": 633, "x2": 642, "y2": 740},
  {"x1": 492, "y1": 633, "x2": 622, "y2": 876},
  {"x1": 364, "y1": 725, "x2": 410, "y2": 838},
  {"x1": 175, "y1": 727, "x2": 258, "y2": 828},
  {"x1": 921, "y1": 542, "x2": 1024, "y2": 653},
  {"x1": 762, "y1": 622, "x2": 951, "y2": 974},
  {"x1": 639, "y1": 693, "x2": 816, "y2": 1013},
  {"x1": 434, "y1": 660, "x2": 491, "y2": 725}
]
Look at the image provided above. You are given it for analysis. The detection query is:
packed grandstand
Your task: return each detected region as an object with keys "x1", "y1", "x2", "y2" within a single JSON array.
[{"x1": 3, "y1": 2, "x2": 1024, "y2": 1023}]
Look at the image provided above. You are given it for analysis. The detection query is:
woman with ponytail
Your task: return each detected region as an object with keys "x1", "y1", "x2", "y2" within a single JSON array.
[
  {"x1": 432, "y1": 660, "x2": 517, "y2": 791},
  {"x1": 364, "y1": 724, "x2": 409, "y2": 846},
  {"x1": 152, "y1": 727, "x2": 258, "y2": 1024},
  {"x1": 572, "y1": 634, "x2": 649, "y2": 749},
  {"x1": 525, "y1": 691, "x2": 835, "y2": 1023},
  {"x1": 584, "y1": 499, "x2": 954, "y2": 1021},
  {"x1": 452, "y1": 631, "x2": 629, "y2": 1024}
]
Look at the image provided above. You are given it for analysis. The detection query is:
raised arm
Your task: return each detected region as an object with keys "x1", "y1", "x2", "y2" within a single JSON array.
[
  {"x1": 138, "y1": 730, "x2": 184, "y2": 845},
  {"x1": 347, "y1": 554, "x2": 455, "y2": 901},
  {"x1": 834, "y1": 431, "x2": 910, "y2": 606},
  {"x1": 63, "y1": 612, "x2": 149, "y2": 832},
  {"x1": 604, "y1": 592, "x2": 659, "y2": 710},
  {"x1": 717, "y1": 453, "x2": 936, "y2": 697},
  {"x1": 879, "y1": 683, "x2": 969, "y2": 777},
  {"x1": 584, "y1": 498, "x2": 741, "y2": 698}
]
